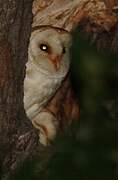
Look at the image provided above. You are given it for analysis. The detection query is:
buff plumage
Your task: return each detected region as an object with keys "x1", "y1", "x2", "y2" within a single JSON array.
[{"x1": 24, "y1": 26, "x2": 72, "y2": 146}]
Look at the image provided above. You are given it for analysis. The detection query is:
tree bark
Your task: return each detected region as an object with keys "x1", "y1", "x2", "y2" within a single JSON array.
[
  {"x1": 0, "y1": 0, "x2": 39, "y2": 177},
  {"x1": 0, "y1": 0, "x2": 117, "y2": 178}
]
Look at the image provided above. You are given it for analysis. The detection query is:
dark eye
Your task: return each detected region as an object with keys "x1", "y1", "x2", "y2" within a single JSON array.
[
  {"x1": 39, "y1": 44, "x2": 49, "y2": 52},
  {"x1": 62, "y1": 47, "x2": 66, "y2": 54}
]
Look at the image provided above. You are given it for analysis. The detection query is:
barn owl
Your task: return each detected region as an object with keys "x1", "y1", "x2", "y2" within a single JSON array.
[{"x1": 24, "y1": 25, "x2": 72, "y2": 146}]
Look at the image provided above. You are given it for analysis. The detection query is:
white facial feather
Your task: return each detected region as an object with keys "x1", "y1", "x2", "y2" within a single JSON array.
[
  {"x1": 29, "y1": 27, "x2": 71, "y2": 77},
  {"x1": 24, "y1": 26, "x2": 72, "y2": 146}
]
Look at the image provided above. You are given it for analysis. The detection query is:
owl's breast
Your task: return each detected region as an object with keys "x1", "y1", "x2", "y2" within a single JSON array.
[{"x1": 24, "y1": 68, "x2": 62, "y2": 119}]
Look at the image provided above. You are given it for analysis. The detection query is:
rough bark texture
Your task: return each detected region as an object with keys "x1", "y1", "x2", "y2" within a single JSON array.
[
  {"x1": 0, "y1": 0, "x2": 39, "y2": 177},
  {"x1": 0, "y1": 0, "x2": 118, "y2": 179}
]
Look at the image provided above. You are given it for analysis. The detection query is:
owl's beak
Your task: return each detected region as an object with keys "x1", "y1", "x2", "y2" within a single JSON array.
[{"x1": 49, "y1": 54, "x2": 61, "y2": 71}]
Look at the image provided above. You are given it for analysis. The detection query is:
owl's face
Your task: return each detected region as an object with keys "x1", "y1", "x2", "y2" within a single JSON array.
[{"x1": 28, "y1": 26, "x2": 72, "y2": 77}]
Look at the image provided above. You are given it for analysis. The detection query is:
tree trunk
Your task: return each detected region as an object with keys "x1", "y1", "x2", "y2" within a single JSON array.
[
  {"x1": 0, "y1": 0, "x2": 39, "y2": 177},
  {"x1": 0, "y1": 0, "x2": 117, "y2": 179}
]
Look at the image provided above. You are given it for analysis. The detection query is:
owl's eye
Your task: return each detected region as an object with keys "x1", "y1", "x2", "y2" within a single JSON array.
[
  {"x1": 40, "y1": 44, "x2": 49, "y2": 52},
  {"x1": 62, "y1": 47, "x2": 66, "y2": 54}
]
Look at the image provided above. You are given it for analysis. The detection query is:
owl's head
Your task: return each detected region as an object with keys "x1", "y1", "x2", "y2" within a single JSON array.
[{"x1": 28, "y1": 26, "x2": 72, "y2": 77}]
